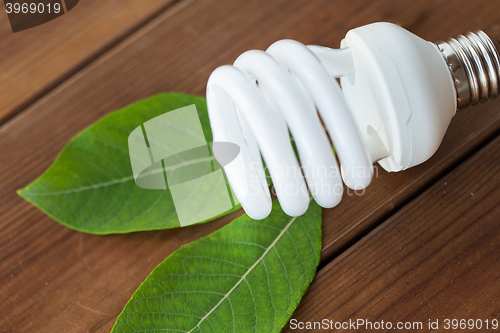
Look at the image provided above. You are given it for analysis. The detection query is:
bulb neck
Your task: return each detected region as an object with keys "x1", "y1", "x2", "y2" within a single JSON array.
[{"x1": 436, "y1": 31, "x2": 500, "y2": 109}]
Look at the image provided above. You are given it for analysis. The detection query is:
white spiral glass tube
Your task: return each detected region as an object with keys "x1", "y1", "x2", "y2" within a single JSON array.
[{"x1": 207, "y1": 40, "x2": 372, "y2": 219}]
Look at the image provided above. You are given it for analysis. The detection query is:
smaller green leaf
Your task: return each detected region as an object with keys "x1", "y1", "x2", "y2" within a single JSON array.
[{"x1": 111, "y1": 199, "x2": 322, "y2": 333}]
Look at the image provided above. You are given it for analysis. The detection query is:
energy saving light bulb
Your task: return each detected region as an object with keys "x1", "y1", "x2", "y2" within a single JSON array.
[{"x1": 206, "y1": 22, "x2": 500, "y2": 220}]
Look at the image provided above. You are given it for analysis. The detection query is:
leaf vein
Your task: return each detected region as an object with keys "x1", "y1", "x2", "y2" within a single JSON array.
[{"x1": 186, "y1": 215, "x2": 299, "y2": 333}]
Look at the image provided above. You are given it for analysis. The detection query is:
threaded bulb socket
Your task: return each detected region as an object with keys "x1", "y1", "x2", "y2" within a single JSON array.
[{"x1": 436, "y1": 31, "x2": 500, "y2": 109}]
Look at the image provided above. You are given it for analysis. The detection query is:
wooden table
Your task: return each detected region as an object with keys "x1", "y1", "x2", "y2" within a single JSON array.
[{"x1": 1, "y1": 1, "x2": 500, "y2": 332}]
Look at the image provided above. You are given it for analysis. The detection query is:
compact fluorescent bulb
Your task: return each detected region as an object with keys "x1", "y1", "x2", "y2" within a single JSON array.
[{"x1": 206, "y1": 22, "x2": 500, "y2": 220}]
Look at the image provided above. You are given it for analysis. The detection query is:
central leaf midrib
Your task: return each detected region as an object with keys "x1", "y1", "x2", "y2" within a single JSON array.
[
  {"x1": 29, "y1": 156, "x2": 214, "y2": 197},
  {"x1": 187, "y1": 214, "x2": 299, "y2": 333}
]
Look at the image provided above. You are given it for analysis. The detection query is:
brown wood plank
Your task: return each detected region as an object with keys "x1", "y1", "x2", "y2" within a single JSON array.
[
  {"x1": 1, "y1": 0, "x2": 500, "y2": 332},
  {"x1": 287, "y1": 125, "x2": 500, "y2": 332},
  {"x1": 0, "y1": 0, "x2": 178, "y2": 125}
]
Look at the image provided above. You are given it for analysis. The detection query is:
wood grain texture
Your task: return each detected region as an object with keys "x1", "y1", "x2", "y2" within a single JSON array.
[
  {"x1": 0, "y1": 0, "x2": 177, "y2": 125},
  {"x1": 1, "y1": 0, "x2": 500, "y2": 332},
  {"x1": 287, "y1": 128, "x2": 500, "y2": 332}
]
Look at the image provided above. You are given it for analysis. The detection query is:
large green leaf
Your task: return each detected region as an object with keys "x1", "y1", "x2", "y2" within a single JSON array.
[
  {"x1": 18, "y1": 93, "x2": 240, "y2": 234},
  {"x1": 111, "y1": 199, "x2": 321, "y2": 333}
]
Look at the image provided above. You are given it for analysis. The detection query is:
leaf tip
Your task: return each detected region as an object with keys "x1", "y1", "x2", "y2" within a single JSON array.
[{"x1": 16, "y1": 187, "x2": 28, "y2": 199}]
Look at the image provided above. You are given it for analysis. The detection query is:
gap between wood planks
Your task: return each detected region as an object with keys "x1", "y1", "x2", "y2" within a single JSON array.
[{"x1": 0, "y1": 0, "x2": 187, "y2": 128}]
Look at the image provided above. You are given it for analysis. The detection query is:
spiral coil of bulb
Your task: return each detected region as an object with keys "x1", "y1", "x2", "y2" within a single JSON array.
[{"x1": 206, "y1": 40, "x2": 372, "y2": 219}]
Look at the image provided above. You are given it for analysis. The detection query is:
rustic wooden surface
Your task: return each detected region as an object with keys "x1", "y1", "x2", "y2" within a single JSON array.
[
  {"x1": 0, "y1": 0, "x2": 499, "y2": 332},
  {"x1": 0, "y1": 0, "x2": 177, "y2": 124}
]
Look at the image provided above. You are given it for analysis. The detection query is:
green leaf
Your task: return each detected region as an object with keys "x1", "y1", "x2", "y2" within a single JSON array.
[
  {"x1": 111, "y1": 199, "x2": 321, "y2": 333},
  {"x1": 18, "y1": 93, "x2": 240, "y2": 234}
]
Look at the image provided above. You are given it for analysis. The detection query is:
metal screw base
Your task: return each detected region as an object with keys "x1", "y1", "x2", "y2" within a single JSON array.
[{"x1": 436, "y1": 31, "x2": 500, "y2": 109}]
